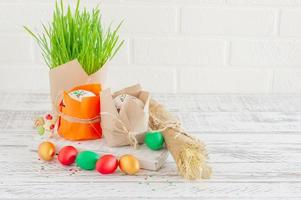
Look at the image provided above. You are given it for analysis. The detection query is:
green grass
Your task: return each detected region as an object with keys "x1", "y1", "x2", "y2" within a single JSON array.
[{"x1": 24, "y1": 0, "x2": 124, "y2": 75}]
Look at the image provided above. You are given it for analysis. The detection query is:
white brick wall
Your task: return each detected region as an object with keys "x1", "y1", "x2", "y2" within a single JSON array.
[
  {"x1": 1, "y1": 0, "x2": 301, "y2": 93},
  {"x1": 182, "y1": 8, "x2": 275, "y2": 36},
  {"x1": 134, "y1": 38, "x2": 225, "y2": 65}
]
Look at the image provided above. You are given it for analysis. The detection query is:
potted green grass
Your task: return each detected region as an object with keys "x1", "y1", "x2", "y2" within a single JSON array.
[{"x1": 24, "y1": 0, "x2": 123, "y2": 106}]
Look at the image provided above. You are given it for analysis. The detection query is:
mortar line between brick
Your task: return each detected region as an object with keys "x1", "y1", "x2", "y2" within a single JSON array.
[
  {"x1": 176, "y1": 6, "x2": 182, "y2": 35},
  {"x1": 274, "y1": 9, "x2": 281, "y2": 36}
]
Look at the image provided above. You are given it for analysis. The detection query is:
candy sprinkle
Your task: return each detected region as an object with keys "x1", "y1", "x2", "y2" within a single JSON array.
[{"x1": 45, "y1": 114, "x2": 53, "y2": 120}]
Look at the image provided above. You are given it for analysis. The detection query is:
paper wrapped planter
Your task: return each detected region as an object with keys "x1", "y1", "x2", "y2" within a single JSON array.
[
  {"x1": 49, "y1": 59, "x2": 107, "y2": 110},
  {"x1": 101, "y1": 84, "x2": 150, "y2": 147},
  {"x1": 49, "y1": 59, "x2": 107, "y2": 140}
]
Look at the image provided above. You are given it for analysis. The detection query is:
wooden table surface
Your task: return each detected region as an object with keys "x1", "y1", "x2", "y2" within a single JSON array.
[{"x1": 1, "y1": 92, "x2": 301, "y2": 199}]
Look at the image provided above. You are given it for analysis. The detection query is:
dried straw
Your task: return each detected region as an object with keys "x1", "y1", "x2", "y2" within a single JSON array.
[{"x1": 149, "y1": 99, "x2": 212, "y2": 180}]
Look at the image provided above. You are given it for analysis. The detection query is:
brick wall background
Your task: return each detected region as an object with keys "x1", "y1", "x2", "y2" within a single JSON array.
[{"x1": 1, "y1": 0, "x2": 301, "y2": 93}]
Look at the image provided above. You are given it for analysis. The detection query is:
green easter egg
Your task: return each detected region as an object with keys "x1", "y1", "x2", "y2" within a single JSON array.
[
  {"x1": 37, "y1": 126, "x2": 45, "y2": 135},
  {"x1": 76, "y1": 151, "x2": 99, "y2": 170},
  {"x1": 144, "y1": 131, "x2": 164, "y2": 150}
]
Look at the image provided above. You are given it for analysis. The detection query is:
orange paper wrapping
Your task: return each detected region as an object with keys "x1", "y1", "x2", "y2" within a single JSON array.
[{"x1": 57, "y1": 84, "x2": 102, "y2": 140}]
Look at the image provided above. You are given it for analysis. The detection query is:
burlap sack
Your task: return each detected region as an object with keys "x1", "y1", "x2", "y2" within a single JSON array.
[{"x1": 101, "y1": 84, "x2": 150, "y2": 147}]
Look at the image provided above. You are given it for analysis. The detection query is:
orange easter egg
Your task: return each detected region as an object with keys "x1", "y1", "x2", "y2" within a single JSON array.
[
  {"x1": 119, "y1": 154, "x2": 140, "y2": 175},
  {"x1": 38, "y1": 141, "x2": 56, "y2": 161}
]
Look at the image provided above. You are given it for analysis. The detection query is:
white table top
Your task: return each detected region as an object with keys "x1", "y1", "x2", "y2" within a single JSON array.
[{"x1": 1, "y1": 92, "x2": 301, "y2": 199}]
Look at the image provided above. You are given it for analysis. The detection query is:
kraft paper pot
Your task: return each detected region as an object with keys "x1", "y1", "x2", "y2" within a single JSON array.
[
  {"x1": 49, "y1": 59, "x2": 108, "y2": 110},
  {"x1": 101, "y1": 84, "x2": 150, "y2": 147},
  {"x1": 57, "y1": 84, "x2": 102, "y2": 141}
]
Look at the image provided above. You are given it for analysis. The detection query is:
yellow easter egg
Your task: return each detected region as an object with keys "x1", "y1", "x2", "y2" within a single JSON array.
[
  {"x1": 119, "y1": 154, "x2": 140, "y2": 175},
  {"x1": 38, "y1": 141, "x2": 56, "y2": 161}
]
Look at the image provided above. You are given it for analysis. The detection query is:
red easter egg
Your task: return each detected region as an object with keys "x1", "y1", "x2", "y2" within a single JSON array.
[
  {"x1": 58, "y1": 146, "x2": 78, "y2": 165},
  {"x1": 96, "y1": 154, "x2": 118, "y2": 174}
]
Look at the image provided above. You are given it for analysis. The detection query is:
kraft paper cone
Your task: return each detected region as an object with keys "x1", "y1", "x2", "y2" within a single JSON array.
[
  {"x1": 49, "y1": 59, "x2": 108, "y2": 109},
  {"x1": 101, "y1": 84, "x2": 150, "y2": 147},
  {"x1": 149, "y1": 99, "x2": 212, "y2": 180}
]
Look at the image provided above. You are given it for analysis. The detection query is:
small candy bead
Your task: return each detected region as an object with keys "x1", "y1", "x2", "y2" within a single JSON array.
[
  {"x1": 37, "y1": 126, "x2": 45, "y2": 135},
  {"x1": 45, "y1": 114, "x2": 53, "y2": 120},
  {"x1": 49, "y1": 124, "x2": 55, "y2": 130},
  {"x1": 34, "y1": 117, "x2": 44, "y2": 128}
]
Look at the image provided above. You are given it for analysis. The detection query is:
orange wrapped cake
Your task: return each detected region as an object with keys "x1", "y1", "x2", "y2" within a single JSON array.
[{"x1": 58, "y1": 84, "x2": 101, "y2": 140}]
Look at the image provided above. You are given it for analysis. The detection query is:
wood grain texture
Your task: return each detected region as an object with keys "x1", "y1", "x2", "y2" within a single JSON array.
[{"x1": 0, "y1": 92, "x2": 301, "y2": 199}]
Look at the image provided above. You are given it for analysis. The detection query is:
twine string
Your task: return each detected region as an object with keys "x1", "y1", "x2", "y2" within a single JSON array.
[
  {"x1": 149, "y1": 107, "x2": 186, "y2": 139},
  {"x1": 54, "y1": 91, "x2": 139, "y2": 147},
  {"x1": 53, "y1": 92, "x2": 184, "y2": 148},
  {"x1": 100, "y1": 112, "x2": 139, "y2": 148}
]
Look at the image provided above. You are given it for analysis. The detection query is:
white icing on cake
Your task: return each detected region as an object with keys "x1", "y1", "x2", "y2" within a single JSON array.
[
  {"x1": 113, "y1": 94, "x2": 144, "y2": 112},
  {"x1": 68, "y1": 90, "x2": 95, "y2": 101}
]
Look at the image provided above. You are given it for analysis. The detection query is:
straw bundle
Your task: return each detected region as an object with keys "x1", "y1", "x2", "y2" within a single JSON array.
[{"x1": 149, "y1": 99, "x2": 212, "y2": 180}]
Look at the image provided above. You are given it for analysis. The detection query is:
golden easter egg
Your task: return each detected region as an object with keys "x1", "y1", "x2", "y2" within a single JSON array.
[
  {"x1": 119, "y1": 154, "x2": 140, "y2": 175},
  {"x1": 38, "y1": 141, "x2": 56, "y2": 161}
]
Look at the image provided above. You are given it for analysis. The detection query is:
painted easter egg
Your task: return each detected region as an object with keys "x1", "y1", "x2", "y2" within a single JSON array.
[
  {"x1": 144, "y1": 131, "x2": 164, "y2": 151},
  {"x1": 68, "y1": 90, "x2": 95, "y2": 102},
  {"x1": 38, "y1": 141, "x2": 56, "y2": 161},
  {"x1": 119, "y1": 154, "x2": 140, "y2": 175},
  {"x1": 113, "y1": 94, "x2": 144, "y2": 112},
  {"x1": 96, "y1": 154, "x2": 119, "y2": 174},
  {"x1": 76, "y1": 151, "x2": 99, "y2": 170},
  {"x1": 58, "y1": 146, "x2": 78, "y2": 165}
]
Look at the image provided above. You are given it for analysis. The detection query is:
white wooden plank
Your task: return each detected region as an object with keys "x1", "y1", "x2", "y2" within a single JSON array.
[
  {"x1": 1, "y1": 92, "x2": 301, "y2": 112},
  {"x1": 1, "y1": 93, "x2": 301, "y2": 133},
  {"x1": 2, "y1": 132, "x2": 301, "y2": 145},
  {"x1": 1, "y1": 160, "x2": 301, "y2": 182},
  {"x1": 1, "y1": 133, "x2": 301, "y2": 183},
  {"x1": 1, "y1": 133, "x2": 301, "y2": 164},
  {"x1": 1, "y1": 182, "x2": 301, "y2": 199},
  {"x1": 1, "y1": 110, "x2": 301, "y2": 133},
  {"x1": 156, "y1": 94, "x2": 301, "y2": 112},
  {"x1": 176, "y1": 111, "x2": 301, "y2": 133}
]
